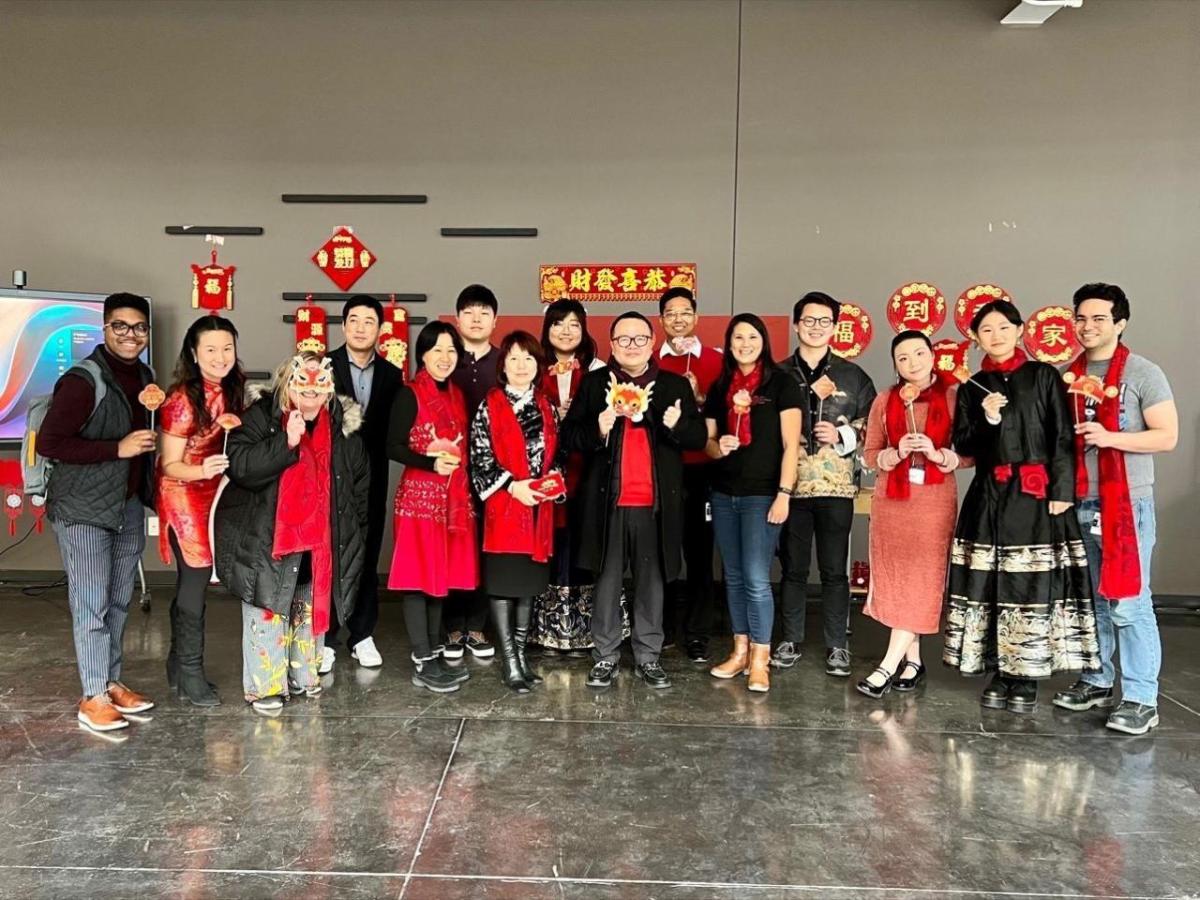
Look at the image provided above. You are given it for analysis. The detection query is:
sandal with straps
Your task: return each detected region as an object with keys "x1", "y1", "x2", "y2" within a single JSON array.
[
  {"x1": 856, "y1": 665, "x2": 895, "y2": 699},
  {"x1": 894, "y1": 661, "x2": 926, "y2": 692}
]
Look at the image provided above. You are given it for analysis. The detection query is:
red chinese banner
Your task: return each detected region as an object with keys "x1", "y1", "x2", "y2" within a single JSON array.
[
  {"x1": 312, "y1": 226, "x2": 376, "y2": 292},
  {"x1": 378, "y1": 301, "x2": 410, "y2": 377},
  {"x1": 830, "y1": 302, "x2": 873, "y2": 359},
  {"x1": 886, "y1": 281, "x2": 946, "y2": 336},
  {"x1": 956, "y1": 283, "x2": 1013, "y2": 337},
  {"x1": 540, "y1": 264, "x2": 696, "y2": 303},
  {"x1": 190, "y1": 247, "x2": 236, "y2": 314},
  {"x1": 932, "y1": 338, "x2": 973, "y2": 387},
  {"x1": 295, "y1": 299, "x2": 328, "y2": 354},
  {"x1": 1024, "y1": 305, "x2": 1081, "y2": 364}
]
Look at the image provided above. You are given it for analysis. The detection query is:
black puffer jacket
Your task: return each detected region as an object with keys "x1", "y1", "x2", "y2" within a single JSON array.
[{"x1": 214, "y1": 388, "x2": 370, "y2": 620}]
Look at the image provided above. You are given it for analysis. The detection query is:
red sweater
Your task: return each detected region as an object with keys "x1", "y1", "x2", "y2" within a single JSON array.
[{"x1": 658, "y1": 343, "x2": 722, "y2": 465}]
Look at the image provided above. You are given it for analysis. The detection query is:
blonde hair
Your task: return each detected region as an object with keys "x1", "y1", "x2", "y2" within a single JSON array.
[{"x1": 273, "y1": 350, "x2": 333, "y2": 412}]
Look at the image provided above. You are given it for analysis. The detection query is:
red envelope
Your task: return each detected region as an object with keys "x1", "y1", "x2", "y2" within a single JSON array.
[{"x1": 530, "y1": 472, "x2": 567, "y2": 501}]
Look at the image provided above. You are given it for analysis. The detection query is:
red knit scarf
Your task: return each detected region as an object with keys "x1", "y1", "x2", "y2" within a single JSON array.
[
  {"x1": 409, "y1": 369, "x2": 472, "y2": 534},
  {"x1": 884, "y1": 378, "x2": 951, "y2": 500},
  {"x1": 483, "y1": 387, "x2": 557, "y2": 562},
  {"x1": 981, "y1": 347, "x2": 1029, "y2": 374},
  {"x1": 1068, "y1": 343, "x2": 1140, "y2": 600},
  {"x1": 725, "y1": 362, "x2": 763, "y2": 445},
  {"x1": 273, "y1": 406, "x2": 333, "y2": 635}
]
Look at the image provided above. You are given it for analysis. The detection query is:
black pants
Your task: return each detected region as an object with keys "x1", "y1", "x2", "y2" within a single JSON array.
[
  {"x1": 402, "y1": 592, "x2": 444, "y2": 659},
  {"x1": 777, "y1": 496, "x2": 853, "y2": 650},
  {"x1": 664, "y1": 465, "x2": 715, "y2": 646},
  {"x1": 168, "y1": 531, "x2": 211, "y2": 656},
  {"x1": 328, "y1": 488, "x2": 385, "y2": 650},
  {"x1": 592, "y1": 507, "x2": 663, "y2": 665},
  {"x1": 444, "y1": 498, "x2": 489, "y2": 636}
]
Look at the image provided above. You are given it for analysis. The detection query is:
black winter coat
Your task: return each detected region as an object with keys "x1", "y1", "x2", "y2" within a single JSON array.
[
  {"x1": 560, "y1": 365, "x2": 707, "y2": 581},
  {"x1": 215, "y1": 389, "x2": 370, "y2": 620}
]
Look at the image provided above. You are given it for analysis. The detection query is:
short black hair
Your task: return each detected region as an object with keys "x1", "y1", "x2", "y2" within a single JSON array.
[
  {"x1": 658, "y1": 286, "x2": 695, "y2": 316},
  {"x1": 455, "y1": 283, "x2": 498, "y2": 315},
  {"x1": 792, "y1": 291, "x2": 840, "y2": 324},
  {"x1": 103, "y1": 292, "x2": 150, "y2": 321},
  {"x1": 1072, "y1": 282, "x2": 1130, "y2": 325},
  {"x1": 413, "y1": 321, "x2": 464, "y2": 366},
  {"x1": 609, "y1": 311, "x2": 654, "y2": 337},
  {"x1": 342, "y1": 294, "x2": 383, "y2": 323},
  {"x1": 969, "y1": 300, "x2": 1023, "y2": 334}
]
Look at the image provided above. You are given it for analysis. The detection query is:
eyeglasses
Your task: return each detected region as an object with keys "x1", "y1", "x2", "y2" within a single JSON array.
[
  {"x1": 798, "y1": 317, "x2": 834, "y2": 328},
  {"x1": 106, "y1": 321, "x2": 150, "y2": 337},
  {"x1": 663, "y1": 310, "x2": 695, "y2": 320},
  {"x1": 612, "y1": 334, "x2": 653, "y2": 349}
]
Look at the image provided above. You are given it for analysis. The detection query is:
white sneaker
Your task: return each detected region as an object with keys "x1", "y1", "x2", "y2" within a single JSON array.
[
  {"x1": 351, "y1": 636, "x2": 383, "y2": 668},
  {"x1": 318, "y1": 646, "x2": 336, "y2": 675}
]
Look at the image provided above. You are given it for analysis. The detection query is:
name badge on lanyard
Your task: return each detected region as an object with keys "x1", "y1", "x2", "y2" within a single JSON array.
[
  {"x1": 1090, "y1": 511, "x2": 1102, "y2": 536},
  {"x1": 908, "y1": 466, "x2": 925, "y2": 485}
]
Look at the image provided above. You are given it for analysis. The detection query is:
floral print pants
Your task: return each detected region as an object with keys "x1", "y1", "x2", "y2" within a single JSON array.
[{"x1": 241, "y1": 582, "x2": 323, "y2": 702}]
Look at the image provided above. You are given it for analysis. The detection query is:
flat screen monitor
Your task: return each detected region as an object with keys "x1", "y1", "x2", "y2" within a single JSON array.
[{"x1": 0, "y1": 288, "x2": 152, "y2": 445}]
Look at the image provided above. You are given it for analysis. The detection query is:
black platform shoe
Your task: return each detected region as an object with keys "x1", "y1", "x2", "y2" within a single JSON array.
[
  {"x1": 1007, "y1": 678, "x2": 1038, "y2": 714},
  {"x1": 856, "y1": 665, "x2": 895, "y2": 699},
  {"x1": 893, "y1": 661, "x2": 926, "y2": 692},
  {"x1": 980, "y1": 673, "x2": 1011, "y2": 710}
]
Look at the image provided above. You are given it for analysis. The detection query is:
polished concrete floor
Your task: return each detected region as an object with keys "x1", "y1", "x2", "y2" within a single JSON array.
[{"x1": 0, "y1": 586, "x2": 1198, "y2": 900}]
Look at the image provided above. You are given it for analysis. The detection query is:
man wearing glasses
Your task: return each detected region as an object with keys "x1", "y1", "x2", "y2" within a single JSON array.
[
  {"x1": 562, "y1": 312, "x2": 707, "y2": 689},
  {"x1": 39, "y1": 293, "x2": 158, "y2": 734},
  {"x1": 773, "y1": 291, "x2": 876, "y2": 678},
  {"x1": 656, "y1": 287, "x2": 723, "y2": 663}
]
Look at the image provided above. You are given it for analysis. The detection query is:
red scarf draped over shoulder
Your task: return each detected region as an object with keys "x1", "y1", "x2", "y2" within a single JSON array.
[
  {"x1": 1068, "y1": 343, "x2": 1140, "y2": 600},
  {"x1": 273, "y1": 406, "x2": 333, "y2": 635},
  {"x1": 483, "y1": 388, "x2": 558, "y2": 563},
  {"x1": 884, "y1": 378, "x2": 952, "y2": 500},
  {"x1": 725, "y1": 363, "x2": 763, "y2": 445},
  {"x1": 408, "y1": 369, "x2": 472, "y2": 534}
]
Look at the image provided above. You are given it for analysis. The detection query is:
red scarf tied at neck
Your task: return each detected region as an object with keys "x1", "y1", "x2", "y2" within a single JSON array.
[
  {"x1": 981, "y1": 347, "x2": 1029, "y2": 375},
  {"x1": 1068, "y1": 342, "x2": 1140, "y2": 600},
  {"x1": 726, "y1": 363, "x2": 763, "y2": 446},
  {"x1": 884, "y1": 378, "x2": 951, "y2": 500}
]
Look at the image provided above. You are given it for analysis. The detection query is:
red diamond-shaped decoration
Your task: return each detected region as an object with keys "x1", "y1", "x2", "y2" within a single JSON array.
[{"x1": 311, "y1": 226, "x2": 376, "y2": 291}]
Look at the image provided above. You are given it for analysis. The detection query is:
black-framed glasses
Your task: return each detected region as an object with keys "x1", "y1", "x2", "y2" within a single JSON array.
[
  {"x1": 612, "y1": 334, "x2": 653, "y2": 349},
  {"x1": 106, "y1": 321, "x2": 150, "y2": 337},
  {"x1": 798, "y1": 316, "x2": 834, "y2": 328}
]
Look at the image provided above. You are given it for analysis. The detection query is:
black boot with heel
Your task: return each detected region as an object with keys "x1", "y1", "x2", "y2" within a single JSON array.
[{"x1": 489, "y1": 598, "x2": 530, "y2": 694}]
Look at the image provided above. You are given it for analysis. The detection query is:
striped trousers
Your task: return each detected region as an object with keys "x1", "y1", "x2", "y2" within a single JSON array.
[{"x1": 52, "y1": 498, "x2": 146, "y2": 698}]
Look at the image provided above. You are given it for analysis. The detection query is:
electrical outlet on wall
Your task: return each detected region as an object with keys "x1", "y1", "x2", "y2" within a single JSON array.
[{"x1": 147, "y1": 515, "x2": 160, "y2": 537}]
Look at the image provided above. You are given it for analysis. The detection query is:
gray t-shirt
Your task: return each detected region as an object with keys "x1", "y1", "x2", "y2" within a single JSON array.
[{"x1": 1067, "y1": 351, "x2": 1173, "y2": 499}]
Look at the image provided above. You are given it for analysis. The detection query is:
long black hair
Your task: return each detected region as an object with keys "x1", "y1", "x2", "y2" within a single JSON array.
[
  {"x1": 710, "y1": 313, "x2": 779, "y2": 400},
  {"x1": 168, "y1": 315, "x2": 245, "y2": 429},
  {"x1": 540, "y1": 299, "x2": 597, "y2": 369}
]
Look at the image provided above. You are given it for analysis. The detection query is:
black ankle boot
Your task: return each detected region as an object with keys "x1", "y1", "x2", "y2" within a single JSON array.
[
  {"x1": 176, "y1": 610, "x2": 220, "y2": 707},
  {"x1": 1007, "y1": 678, "x2": 1038, "y2": 714},
  {"x1": 980, "y1": 673, "x2": 1011, "y2": 710},
  {"x1": 513, "y1": 597, "x2": 543, "y2": 687},
  {"x1": 489, "y1": 598, "x2": 530, "y2": 694}
]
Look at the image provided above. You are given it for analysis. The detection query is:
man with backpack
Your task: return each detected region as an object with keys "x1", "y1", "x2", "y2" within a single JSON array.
[{"x1": 37, "y1": 292, "x2": 158, "y2": 733}]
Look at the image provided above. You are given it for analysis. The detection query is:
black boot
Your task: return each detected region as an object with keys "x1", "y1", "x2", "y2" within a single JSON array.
[
  {"x1": 176, "y1": 608, "x2": 220, "y2": 707},
  {"x1": 166, "y1": 598, "x2": 179, "y2": 690},
  {"x1": 489, "y1": 598, "x2": 530, "y2": 694},
  {"x1": 513, "y1": 597, "x2": 543, "y2": 687},
  {"x1": 1007, "y1": 678, "x2": 1038, "y2": 714},
  {"x1": 980, "y1": 673, "x2": 1011, "y2": 710}
]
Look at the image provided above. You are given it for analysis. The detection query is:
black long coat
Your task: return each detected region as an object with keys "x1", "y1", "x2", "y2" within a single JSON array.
[{"x1": 560, "y1": 365, "x2": 707, "y2": 581}]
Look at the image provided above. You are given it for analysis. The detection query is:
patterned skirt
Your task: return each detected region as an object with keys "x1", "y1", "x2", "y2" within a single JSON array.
[
  {"x1": 943, "y1": 472, "x2": 1099, "y2": 679},
  {"x1": 531, "y1": 524, "x2": 629, "y2": 650}
]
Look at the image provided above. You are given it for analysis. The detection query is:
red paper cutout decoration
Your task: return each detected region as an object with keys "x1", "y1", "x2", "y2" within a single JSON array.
[
  {"x1": 378, "y1": 297, "x2": 410, "y2": 378},
  {"x1": 1, "y1": 459, "x2": 23, "y2": 537},
  {"x1": 1024, "y1": 305, "x2": 1082, "y2": 364},
  {"x1": 190, "y1": 239, "x2": 236, "y2": 314},
  {"x1": 932, "y1": 338, "x2": 973, "y2": 387},
  {"x1": 887, "y1": 282, "x2": 946, "y2": 336},
  {"x1": 311, "y1": 226, "x2": 375, "y2": 292},
  {"x1": 829, "y1": 302, "x2": 873, "y2": 359},
  {"x1": 956, "y1": 283, "x2": 1013, "y2": 337},
  {"x1": 295, "y1": 297, "x2": 328, "y2": 354}
]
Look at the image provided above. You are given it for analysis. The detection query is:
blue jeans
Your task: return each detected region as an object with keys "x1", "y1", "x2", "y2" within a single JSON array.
[
  {"x1": 1077, "y1": 497, "x2": 1161, "y2": 707},
  {"x1": 711, "y1": 492, "x2": 782, "y2": 645}
]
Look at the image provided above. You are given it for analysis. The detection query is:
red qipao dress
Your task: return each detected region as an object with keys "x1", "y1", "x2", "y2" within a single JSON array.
[
  {"x1": 156, "y1": 383, "x2": 228, "y2": 567},
  {"x1": 388, "y1": 370, "x2": 479, "y2": 597}
]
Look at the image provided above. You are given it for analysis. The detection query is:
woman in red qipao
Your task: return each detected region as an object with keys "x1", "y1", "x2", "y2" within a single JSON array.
[
  {"x1": 859, "y1": 330, "x2": 969, "y2": 699},
  {"x1": 157, "y1": 315, "x2": 245, "y2": 707},
  {"x1": 387, "y1": 322, "x2": 479, "y2": 694}
]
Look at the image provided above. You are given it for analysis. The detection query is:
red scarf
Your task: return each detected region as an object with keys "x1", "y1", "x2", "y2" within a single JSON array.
[
  {"x1": 482, "y1": 388, "x2": 557, "y2": 562},
  {"x1": 272, "y1": 406, "x2": 333, "y2": 635},
  {"x1": 409, "y1": 369, "x2": 472, "y2": 534},
  {"x1": 1068, "y1": 343, "x2": 1140, "y2": 600},
  {"x1": 884, "y1": 378, "x2": 951, "y2": 500},
  {"x1": 725, "y1": 363, "x2": 763, "y2": 445},
  {"x1": 542, "y1": 359, "x2": 584, "y2": 408},
  {"x1": 981, "y1": 347, "x2": 1029, "y2": 374}
]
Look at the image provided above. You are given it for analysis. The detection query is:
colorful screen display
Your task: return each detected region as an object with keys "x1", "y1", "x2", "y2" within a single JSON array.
[{"x1": 0, "y1": 291, "x2": 152, "y2": 443}]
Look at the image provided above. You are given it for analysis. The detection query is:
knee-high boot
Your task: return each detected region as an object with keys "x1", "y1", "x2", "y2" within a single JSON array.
[
  {"x1": 513, "y1": 597, "x2": 543, "y2": 687},
  {"x1": 176, "y1": 606, "x2": 220, "y2": 707},
  {"x1": 489, "y1": 597, "x2": 529, "y2": 694}
]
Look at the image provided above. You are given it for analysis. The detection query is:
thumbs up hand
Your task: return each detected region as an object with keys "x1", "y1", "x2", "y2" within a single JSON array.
[{"x1": 662, "y1": 398, "x2": 683, "y2": 430}]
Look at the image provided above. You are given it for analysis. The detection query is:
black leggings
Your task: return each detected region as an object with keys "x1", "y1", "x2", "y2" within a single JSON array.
[
  {"x1": 169, "y1": 530, "x2": 212, "y2": 623},
  {"x1": 402, "y1": 593, "x2": 444, "y2": 659}
]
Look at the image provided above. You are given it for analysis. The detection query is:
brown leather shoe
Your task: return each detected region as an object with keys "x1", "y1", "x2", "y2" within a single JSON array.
[
  {"x1": 78, "y1": 694, "x2": 129, "y2": 732},
  {"x1": 710, "y1": 634, "x2": 750, "y2": 680},
  {"x1": 107, "y1": 682, "x2": 154, "y2": 714},
  {"x1": 747, "y1": 643, "x2": 771, "y2": 693}
]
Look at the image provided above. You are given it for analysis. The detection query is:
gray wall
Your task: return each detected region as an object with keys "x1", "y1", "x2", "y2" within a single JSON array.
[{"x1": 1, "y1": 0, "x2": 1196, "y2": 593}]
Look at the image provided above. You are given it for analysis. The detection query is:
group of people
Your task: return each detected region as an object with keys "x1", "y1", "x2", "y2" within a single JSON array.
[{"x1": 40, "y1": 280, "x2": 1176, "y2": 738}]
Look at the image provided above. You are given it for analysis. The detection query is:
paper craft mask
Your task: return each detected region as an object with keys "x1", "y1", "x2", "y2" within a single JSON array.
[
  {"x1": 606, "y1": 374, "x2": 654, "y2": 422},
  {"x1": 288, "y1": 356, "x2": 336, "y2": 395}
]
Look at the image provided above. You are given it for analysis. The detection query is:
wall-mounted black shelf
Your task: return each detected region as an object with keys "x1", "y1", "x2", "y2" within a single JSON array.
[
  {"x1": 282, "y1": 292, "x2": 427, "y2": 303},
  {"x1": 165, "y1": 226, "x2": 264, "y2": 236},
  {"x1": 282, "y1": 315, "x2": 428, "y2": 326},
  {"x1": 281, "y1": 194, "x2": 427, "y2": 204},
  {"x1": 440, "y1": 227, "x2": 538, "y2": 238}
]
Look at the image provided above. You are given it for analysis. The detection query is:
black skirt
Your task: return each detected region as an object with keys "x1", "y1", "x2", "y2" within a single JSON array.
[
  {"x1": 483, "y1": 552, "x2": 550, "y2": 599},
  {"x1": 942, "y1": 470, "x2": 1100, "y2": 679}
]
